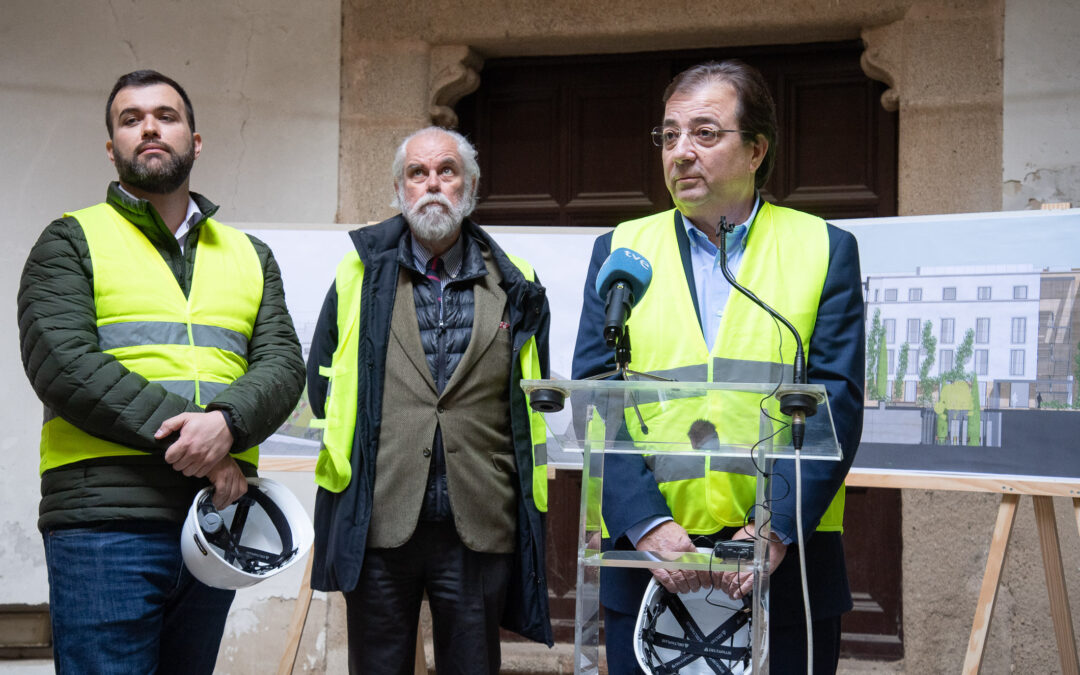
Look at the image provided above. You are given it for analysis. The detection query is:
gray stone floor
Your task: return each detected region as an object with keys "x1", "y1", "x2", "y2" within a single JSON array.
[
  {"x1": 0, "y1": 662, "x2": 52, "y2": 674},
  {"x1": 0, "y1": 654, "x2": 907, "y2": 673}
]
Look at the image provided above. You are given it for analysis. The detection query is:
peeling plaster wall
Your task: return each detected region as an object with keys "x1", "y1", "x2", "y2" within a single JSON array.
[
  {"x1": 1002, "y1": 0, "x2": 1080, "y2": 209},
  {"x1": 0, "y1": 0, "x2": 339, "y2": 669}
]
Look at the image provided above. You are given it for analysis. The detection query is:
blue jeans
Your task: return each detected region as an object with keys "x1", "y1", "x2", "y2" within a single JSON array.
[{"x1": 43, "y1": 521, "x2": 235, "y2": 675}]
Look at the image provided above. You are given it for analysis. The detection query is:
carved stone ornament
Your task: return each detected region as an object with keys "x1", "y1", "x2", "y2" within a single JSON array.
[
  {"x1": 429, "y1": 46, "x2": 484, "y2": 128},
  {"x1": 861, "y1": 21, "x2": 902, "y2": 112}
]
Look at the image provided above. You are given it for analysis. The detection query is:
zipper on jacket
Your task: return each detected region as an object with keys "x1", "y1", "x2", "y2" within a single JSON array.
[{"x1": 435, "y1": 279, "x2": 447, "y2": 392}]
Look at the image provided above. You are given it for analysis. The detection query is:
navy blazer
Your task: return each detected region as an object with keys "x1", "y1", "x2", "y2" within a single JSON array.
[{"x1": 570, "y1": 210, "x2": 865, "y2": 624}]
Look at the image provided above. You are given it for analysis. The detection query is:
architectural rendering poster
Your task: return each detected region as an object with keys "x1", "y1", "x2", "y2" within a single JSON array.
[
  {"x1": 845, "y1": 209, "x2": 1080, "y2": 481},
  {"x1": 248, "y1": 208, "x2": 1080, "y2": 482}
]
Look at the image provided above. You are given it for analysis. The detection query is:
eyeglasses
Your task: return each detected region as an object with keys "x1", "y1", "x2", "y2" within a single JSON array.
[{"x1": 650, "y1": 126, "x2": 747, "y2": 150}]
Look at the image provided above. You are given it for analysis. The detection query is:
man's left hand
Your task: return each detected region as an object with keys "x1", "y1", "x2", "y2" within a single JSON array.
[
  {"x1": 157, "y1": 410, "x2": 234, "y2": 477},
  {"x1": 720, "y1": 524, "x2": 787, "y2": 601},
  {"x1": 206, "y1": 456, "x2": 248, "y2": 510}
]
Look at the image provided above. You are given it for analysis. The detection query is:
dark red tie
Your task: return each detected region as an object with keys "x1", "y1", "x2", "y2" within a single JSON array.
[{"x1": 426, "y1": 256, "x2": 442, "y2": 301}]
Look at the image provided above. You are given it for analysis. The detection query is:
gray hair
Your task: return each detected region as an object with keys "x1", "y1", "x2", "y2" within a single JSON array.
[{"x1": 390, "y1": 127, "x2": 480, "y2": 210}]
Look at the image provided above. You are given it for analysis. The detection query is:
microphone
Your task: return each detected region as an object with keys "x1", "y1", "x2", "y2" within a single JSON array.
[
  {"x1": 715, "y1": 217, "x2": 817, "y2": 450},
  {"x1": 595, "y1": 248, "x2": 652, "y2": 348}
]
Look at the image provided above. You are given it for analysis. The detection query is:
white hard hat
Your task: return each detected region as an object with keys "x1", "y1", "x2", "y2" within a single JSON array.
[
  {"x1": 634, "y1": 575, "x2": 754, "y2": 674},
  {"x1": 181, "y1": 477, "x2": 313, "y2": 590}
]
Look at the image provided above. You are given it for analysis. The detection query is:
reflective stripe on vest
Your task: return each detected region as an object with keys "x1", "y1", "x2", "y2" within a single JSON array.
[
  {"x1": 39, "y1": 203, "x2": 263, "y2": 473},
  {"x1": 611, "y1": 204, "x2": 845, "y2": 534},
  {"x1": 314, "y1": 248, "x2": 549, "y2": 513}
]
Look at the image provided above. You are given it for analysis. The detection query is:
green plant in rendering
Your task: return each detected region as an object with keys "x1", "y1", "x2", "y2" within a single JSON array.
[
  {"x1": 933, "y1": 398, "x2": 947, "y2": 443},
  {"x1": 918, "y1": 320, "x2": 937, "y2": 404},
  {"x1": 893, "y1": 342, "x2": 909, "y2": 401},
  {"x1": 1074, "y1": 340, "x2": 1080, "y2": 408},
  {"x1": 942, "y1": 329, "x2": 974, "y2": 385},
  {"x1": 876, "y1": 336, "x2": 888, "y2": 401},
  {"x1": 968, "y1": 372, "x2": 981, "y2": 445},
  {"x1": 866, "y1": 309, "x2": 883, "y2": 399}
]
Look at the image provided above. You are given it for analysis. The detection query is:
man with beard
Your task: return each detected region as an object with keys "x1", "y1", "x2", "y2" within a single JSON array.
[
  {"x1": 307, "y1": 126, "x2": 553, "y2": 672},
  {"x1": 17, "y1": 70, "x2": 305, "y2": 674}
]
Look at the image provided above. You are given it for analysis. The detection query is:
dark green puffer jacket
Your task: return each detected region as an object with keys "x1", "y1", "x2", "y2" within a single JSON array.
[{"x1": 18, "y1": 183, "x2": 306, "y2": 530}]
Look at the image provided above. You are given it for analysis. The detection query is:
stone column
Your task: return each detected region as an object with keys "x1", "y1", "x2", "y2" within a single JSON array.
[
  {"x1": 338, "y1": 37, "x2": 483, "y2": 224},
  {"x1": 862, "y1": 0, "x2": 1004, "y2": 215},
  {"x1": 338, "y1": 38, "x2": 431, "y2": 224}
]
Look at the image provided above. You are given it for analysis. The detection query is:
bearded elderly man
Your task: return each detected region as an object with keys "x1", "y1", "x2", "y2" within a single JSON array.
[
  {"x1": 307, "y1": 126, "x2": 553, "y2": 673},
  {"x1": 18, "y1": 70, "x2": 304, "y2": 673}
]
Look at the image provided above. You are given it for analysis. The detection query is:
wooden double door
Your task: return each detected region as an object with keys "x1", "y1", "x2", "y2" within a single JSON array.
[{"x1": 457, "y1": 40, "x2": 903, "y2": 660}]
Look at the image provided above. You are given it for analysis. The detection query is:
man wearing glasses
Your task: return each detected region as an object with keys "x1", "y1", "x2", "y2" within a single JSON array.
[{"x1": 572, "y1": 60, "x2": 864, "y2": 673}]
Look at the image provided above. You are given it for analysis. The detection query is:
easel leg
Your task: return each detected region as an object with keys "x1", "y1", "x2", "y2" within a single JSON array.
[
  {"x1": 1033, "y1": 495, "x2": 1080, "y2": 675},
  {"x1": 962, "y1": 493, "x2": 1019, "y2": 675},
  {"x1": 1074, "y1": 497, "x2": 1080, "y2": 540},
  {"x1": 415, "y1": 618, "x2": 428, "y2": 674},
  {"x1": 277, "y1": 553, "x2": 316, "y2": 675}
]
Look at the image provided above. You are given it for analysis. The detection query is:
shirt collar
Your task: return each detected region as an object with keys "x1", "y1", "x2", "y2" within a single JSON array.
[
  {"x1": 681, "y1": 193, "x2": 761, "y2": 253},
  {"x1": 175, "y1": 198, "x2": 202, "y2": 243},
  {"x1": 411, "y1": 231, "x2": 465, "y2": 279},
  {"x1": 115, "y1": 184, "x2": 201, "y2": 243}
]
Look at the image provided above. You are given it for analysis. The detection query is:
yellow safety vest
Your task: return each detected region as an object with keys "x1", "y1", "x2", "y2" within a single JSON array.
[
  {"x1": 39, "y1": 203, "x2": 263, "y2": 473},
  {"x1": 612, "y1": 204, "x2": 845, "y2": 534},
  {"x1": 313, "y1": 248, "x2": 550, "y2": 512}
]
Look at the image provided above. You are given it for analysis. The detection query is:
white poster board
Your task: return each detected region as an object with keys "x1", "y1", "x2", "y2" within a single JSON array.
[{"x1": 243, "y1": 208, "x2": 1080, "y2": 482}]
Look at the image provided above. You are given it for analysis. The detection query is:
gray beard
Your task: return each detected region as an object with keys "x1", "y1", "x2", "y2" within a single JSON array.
[{"x1": 401, "y1": 190, "x2": 476, "y2": 243}]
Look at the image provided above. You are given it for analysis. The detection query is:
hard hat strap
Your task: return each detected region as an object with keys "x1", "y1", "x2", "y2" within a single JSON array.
[
  {"x1": 640, "y1": 590, "x2": 751, "y2": 674},
  {"x1": 198, "y1": 486, "x2": 297, "y2": 575}
]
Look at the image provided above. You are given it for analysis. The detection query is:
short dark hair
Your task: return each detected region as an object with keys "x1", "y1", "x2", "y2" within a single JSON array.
[
  {"x1": 105, "y1": 70, "x2": 195, "y2": 138},
  {"x1": 663, "y1": 60, "x2": 777, "y2": 190}
]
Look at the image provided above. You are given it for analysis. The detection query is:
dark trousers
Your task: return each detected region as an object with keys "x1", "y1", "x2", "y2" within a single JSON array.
[
  {"x1": 344, "y1": 520, "x2": 512, "y2": 674},
  {"x1": 604, "y1": 604, "x2": 842, "y2": 674}
]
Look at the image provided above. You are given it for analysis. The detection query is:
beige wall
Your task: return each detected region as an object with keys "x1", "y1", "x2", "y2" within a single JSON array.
[
  {"x1": 905, "y1": 6, "x2": 1080, "y2": 675},
  {"x1": 0, "y1": 0, "x2": 340, "y2": 670},
  {"x1": 1003, "y1": 0, "x2": 1080, "y2": 209}
]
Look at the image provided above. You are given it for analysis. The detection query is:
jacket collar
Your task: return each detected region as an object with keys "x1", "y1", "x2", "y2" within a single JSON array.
[
  {"x1": 104, "y1": 181, "x2": 219, "y2": 246},
  {"x1": 350, "y1": 214, "x2": 547, "y2": 310},
  {"x1": 393, "y1": 222, "x2": 489, "y2": 283}
]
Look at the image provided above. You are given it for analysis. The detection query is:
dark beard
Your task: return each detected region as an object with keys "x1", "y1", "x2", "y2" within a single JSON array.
[{"x1": 114, "y1": 142, "x2": 195, "y2": 194}]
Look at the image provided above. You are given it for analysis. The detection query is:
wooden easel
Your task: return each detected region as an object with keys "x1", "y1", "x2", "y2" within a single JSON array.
[
  {"x1": 262, "y1": 456, "x2": 430, "y2": 675},
  {"x1": 847, "y1": 469, "x2": 1080, "y2": 675}
]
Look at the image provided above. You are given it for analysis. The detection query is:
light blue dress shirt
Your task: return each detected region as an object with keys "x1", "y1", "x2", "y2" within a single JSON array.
[{"x1": 682, "y1": 195, "x2": 761, "y2": 351}]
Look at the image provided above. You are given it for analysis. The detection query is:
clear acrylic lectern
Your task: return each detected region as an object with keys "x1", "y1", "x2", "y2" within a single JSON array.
[{"x1": 521, "y1": 378, "x2": 842, "y2": 675}]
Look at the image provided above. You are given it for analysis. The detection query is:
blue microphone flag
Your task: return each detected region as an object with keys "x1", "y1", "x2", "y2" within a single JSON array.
[{"x1": 595, "y1": 248, "x2": 652, "y2": 304}]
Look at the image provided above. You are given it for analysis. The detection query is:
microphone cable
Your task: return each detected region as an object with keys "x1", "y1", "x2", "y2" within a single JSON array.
[{"x1": 717, "y1": 214, "x2": 814, "y2": 674}]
